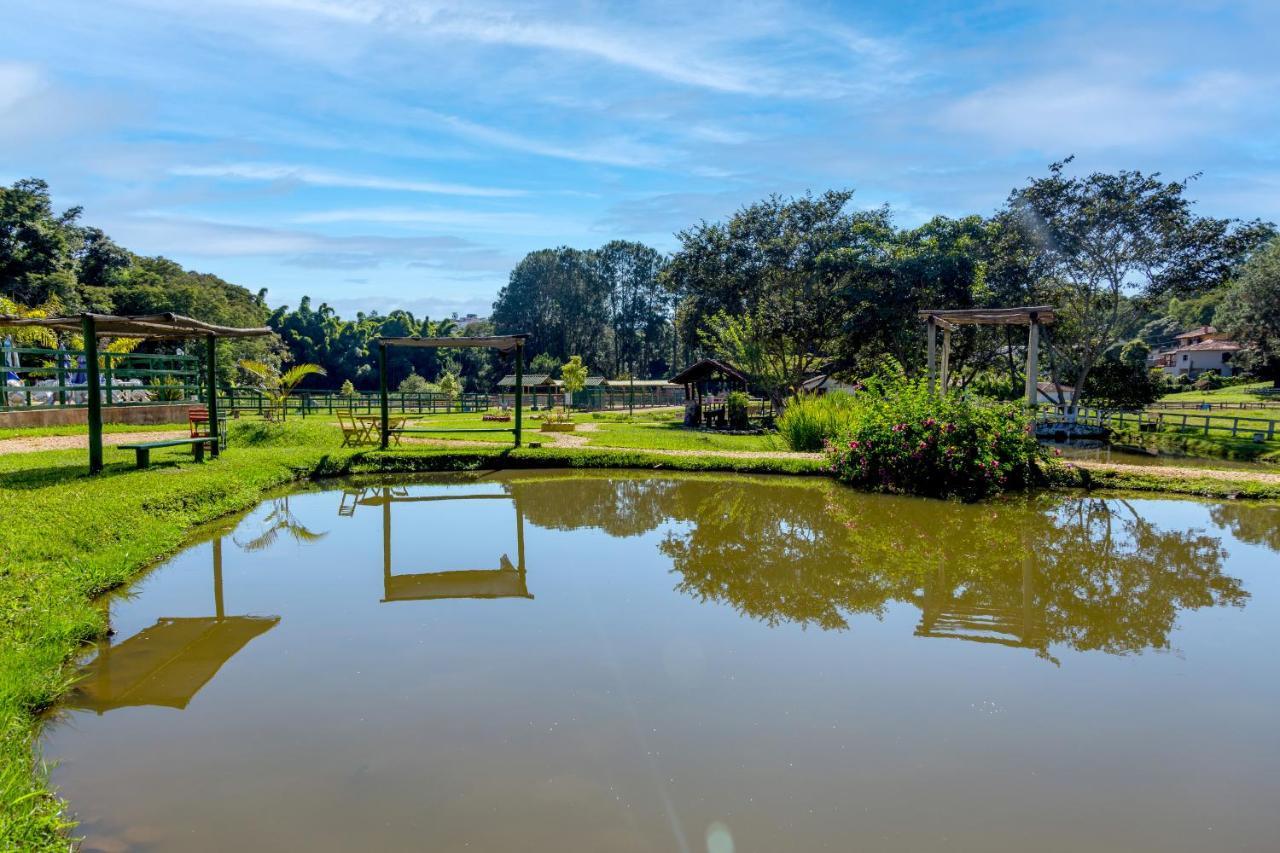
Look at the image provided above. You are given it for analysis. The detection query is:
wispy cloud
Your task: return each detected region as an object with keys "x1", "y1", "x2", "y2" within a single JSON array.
[
  {"x1": 939, "y1": 63, "x2": 1267, "y2": 151},
  {"x1": 170, "y1": 162, "x2": 525, "y2": 197},
  {"x1": 416, "y1": 110, "x2": 669, "y2": 168}
]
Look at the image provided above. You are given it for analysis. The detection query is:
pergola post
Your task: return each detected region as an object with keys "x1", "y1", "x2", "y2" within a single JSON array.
[
  {"x1": 1024, "y1": 313, "x2": 1040, "y2": 408},
  {"x1": 83, "y1": 314, "x2": 103, "y2": 474},
  {"x1": 378, "y1": 342, "x2": 390, "y2": 450},
  {"x1": 206, "y1": 333, "x2": 220, "y2": 458},
  {"x1": 926, "y1": 316, "x2": 938, "y2": 394},
  {"x1": 939, "y1": 327, "x2": 952, "y2": 394},
  {"x1": 514, "y1": 341, "x2": 523, "y2": 447}
]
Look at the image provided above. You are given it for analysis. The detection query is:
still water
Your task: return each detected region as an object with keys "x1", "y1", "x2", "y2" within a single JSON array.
[{"x1": 43, "y1": 472, "x2": 1280, "y2": 852}]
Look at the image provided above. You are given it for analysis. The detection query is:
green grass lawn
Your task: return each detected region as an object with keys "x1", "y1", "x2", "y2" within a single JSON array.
[
  {"x1": 584, "y1": 420, "x2": 786, "y2": 452},
  {"x1": 1157, "y1": 381, "x2": 1279, "y2": 404}
]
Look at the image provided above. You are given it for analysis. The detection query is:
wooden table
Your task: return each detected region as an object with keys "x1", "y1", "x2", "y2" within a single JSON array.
[{"x1": 355, "y1": 414, "x2": 409, "y2": 445}]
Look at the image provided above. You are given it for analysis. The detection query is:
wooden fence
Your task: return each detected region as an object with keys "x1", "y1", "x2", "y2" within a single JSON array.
[{"x1": 1040, "y1": 405, "x2": 1279, "y2": 440}]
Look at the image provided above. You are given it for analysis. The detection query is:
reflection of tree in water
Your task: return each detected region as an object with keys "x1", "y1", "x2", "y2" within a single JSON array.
[
  {"x1": 508, "y1": 474, "x2": 1249, "y2": 658},
  {"x1": 233, "y1": 496, "x2": 328, "y2": 552},
  {"x1": 508, "y1": 475, "x2": 686, "y2": 539},
  {"x1": 1208, "y1": 503, "x2": 1280, "y2": 552}
]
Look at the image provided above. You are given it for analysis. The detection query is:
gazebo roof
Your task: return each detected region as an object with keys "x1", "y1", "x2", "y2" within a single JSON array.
[
  {"x1": 0, "y1": 312, "x2": 273, "y2": 338},
  {"x1": 670, "y1": 358, "x2": 748, "y2": 386},
  {"x1": 917, "y1": 306, "x2": 1056, "y2": 327}
]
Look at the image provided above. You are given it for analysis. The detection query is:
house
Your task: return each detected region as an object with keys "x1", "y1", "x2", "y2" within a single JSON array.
[
  {"x1": 1035, "y1": 382, "x2": 1076, "y2": 405},
  {"x1": 1152, "y1": 326, "x2": 1242, "y2": 378},
  {"x1": 799, "y1": 373, "x2": 860, "y2": 395}
]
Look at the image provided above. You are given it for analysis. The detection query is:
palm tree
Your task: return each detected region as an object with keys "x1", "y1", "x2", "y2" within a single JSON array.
[{"x1": 239, "y1": 360, "x2": 326, "y2": 421}]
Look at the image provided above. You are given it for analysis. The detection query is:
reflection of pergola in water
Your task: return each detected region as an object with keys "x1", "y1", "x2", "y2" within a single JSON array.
[
  {"x1": 913, "y1": 552, "x2": 1049, "y2": 657},
  {"x1": 67, "y1": 537, "x2": 279, "y2": 713},
  {"x1": 341, "y1": 486, "x2": 531, "y2": 603}
]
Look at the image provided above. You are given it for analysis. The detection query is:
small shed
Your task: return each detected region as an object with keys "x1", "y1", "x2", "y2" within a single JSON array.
[
  {"x1": 670, "y1": 359, "x2": 748, "y2": 403},
  {"x1": 801, "y1": 373, "x2": 860, "y2": 395}
]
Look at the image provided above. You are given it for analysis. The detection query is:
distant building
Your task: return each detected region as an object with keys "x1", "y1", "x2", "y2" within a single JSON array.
[
  {"x1": 799, "y1": 373, "x2": 860, "y2": 395},
  {"x1": 1035, "y1": 382, "x2": 1076, "y2": 405},
  {"x1": 1151, "y1": 326, "x2": 1242, "y2": 378}
]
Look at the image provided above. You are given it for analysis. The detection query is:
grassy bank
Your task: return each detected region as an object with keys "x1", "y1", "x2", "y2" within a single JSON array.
[{"x1": 3, "y1": 419, "x2": 1279, "y2": 848}]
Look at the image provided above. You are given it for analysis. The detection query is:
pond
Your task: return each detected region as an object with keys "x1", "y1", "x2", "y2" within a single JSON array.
[{"x1": 43, "y1": 472, "x2": 1280, "y2": 852}]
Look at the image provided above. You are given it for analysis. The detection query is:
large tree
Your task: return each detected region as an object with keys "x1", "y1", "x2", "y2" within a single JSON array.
[
  {"x1": 1007, "y1": 159, "x2": 1272, "y2": 407},
  {"x1": 1218, "y1": 237, "x2": 1280, "y2": 386}
]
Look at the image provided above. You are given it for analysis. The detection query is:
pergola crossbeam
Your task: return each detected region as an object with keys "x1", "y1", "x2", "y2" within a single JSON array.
[{"x1": 919, "y1": 306, "x2": 1055, "y2": 406}]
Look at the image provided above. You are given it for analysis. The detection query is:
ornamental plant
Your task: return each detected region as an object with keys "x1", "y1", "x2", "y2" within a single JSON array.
[{"x1": 823, "y1": 376, "x2": 1049, "y2": 501}]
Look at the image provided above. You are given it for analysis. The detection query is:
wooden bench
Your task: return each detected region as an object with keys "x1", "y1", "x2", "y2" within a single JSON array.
[{"x1": 118, "y1": 436, "x2": 218, "y2": 469}]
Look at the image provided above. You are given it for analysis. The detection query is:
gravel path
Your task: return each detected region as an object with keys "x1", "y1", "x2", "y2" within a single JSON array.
[{"x1": 0, "y1": 430, "x2": 188, "y2": 455}]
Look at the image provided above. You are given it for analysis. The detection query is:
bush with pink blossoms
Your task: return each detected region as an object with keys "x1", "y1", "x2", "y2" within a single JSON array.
[{"x1": 823, "y1": 376, "x2": 1049, "y2": 500}]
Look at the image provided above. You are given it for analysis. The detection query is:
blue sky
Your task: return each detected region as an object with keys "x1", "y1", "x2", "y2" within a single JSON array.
[{"x1": 3, "y1": 0, "x2": 1277, "y2": 318}]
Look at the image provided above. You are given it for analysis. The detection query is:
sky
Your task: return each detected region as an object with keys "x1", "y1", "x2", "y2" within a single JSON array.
[{"x1": 3, "y1": 0, "x2": 1278, "y2": 319}]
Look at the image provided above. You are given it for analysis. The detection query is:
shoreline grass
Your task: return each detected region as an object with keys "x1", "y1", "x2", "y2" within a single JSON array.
[{"x1": 3, "y1": 419, "x2": 1279, "y2": 848}]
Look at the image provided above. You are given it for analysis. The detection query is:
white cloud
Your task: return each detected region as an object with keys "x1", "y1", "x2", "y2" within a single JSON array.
[
  {"x1": 940, "y1": 66, "x2": 1264, "y2": 150},
  {"x1": 291, "y1": 206, "x2": 589, "y2": 236},
  {"x1": 416, "y1": 110, "x2": 669, "y2": 168},
  {"x1": 170, "y1": 162, "x2": 524, "y2": 197}
]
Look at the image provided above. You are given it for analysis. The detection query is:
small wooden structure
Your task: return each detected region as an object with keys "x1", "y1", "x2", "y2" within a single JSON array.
[
  {"x1": 917, "y1": 306, "x2": 1055, "y2": 406},
  {"x1": 670, "y1": 358, "x2": 748, "y2": 403},
  {"x1": 67, "y1": 535, "x2": 279, "y2": 713},
  {"x1": 377, "y1": 334, "x2": 527, "y2": 448},
  {"x1": 0, "y1": 312, "x2": 272, "y2": 473},
  {"x1": 341, "y1": 486, "x2": 531, "y2": 603}
]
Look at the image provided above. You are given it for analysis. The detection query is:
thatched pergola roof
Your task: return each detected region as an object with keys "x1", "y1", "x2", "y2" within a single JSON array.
[{"x1": 0, "y1": 312, "x2": 273, "y2": 338}]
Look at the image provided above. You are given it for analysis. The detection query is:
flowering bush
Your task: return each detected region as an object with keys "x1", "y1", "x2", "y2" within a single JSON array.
[{"x1": 823, "y1": 377, "x2": 1049, "y2": 500}]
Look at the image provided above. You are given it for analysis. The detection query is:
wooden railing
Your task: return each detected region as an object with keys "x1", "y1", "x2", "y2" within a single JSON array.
[{"x1": 1039, "y1": 405, "x2": 1279, "y2": 440}]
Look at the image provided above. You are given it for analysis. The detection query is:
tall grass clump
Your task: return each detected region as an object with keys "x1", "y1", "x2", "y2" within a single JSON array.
[
  {"x1": 777, "y1": 391, "x2": 861, "y2": 451},
  {"x1": 823, "y1": 377, "x2": 1049, "y2": 501}
]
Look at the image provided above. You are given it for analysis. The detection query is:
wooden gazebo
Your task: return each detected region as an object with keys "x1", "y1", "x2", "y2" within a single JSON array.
[
  {"x1": 670, "y1": 358, "x2": 748, "y2": 404},
  {"x1": 0, "y1": 312, "x2": 273, "y2": 473},
  {"x1": 917, "y1": 306, "x2": 1055, "y2": 406}
]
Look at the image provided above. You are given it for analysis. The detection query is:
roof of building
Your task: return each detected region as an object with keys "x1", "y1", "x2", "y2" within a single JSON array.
[
  {"x1": 1036, "y1": 382, "x2": 1076, "y2": 397},
  {"x1": 1175, "y1": 325, "x2": 1218, "y2": 339},
  {"x1": 604, "y1": 379, "x2": 680, "y2": 387},
  {"x1": 1180, "y1": 340, "x2": 1242, "y2": 352},
  {"x1": 801, "y1": 373, "x2": 860, "y2": 392},
  {"x1": 583, "y1": 375, "x2": 606, "y2": 387},
  {"x1": 497, "y1": 373, "x2": 552, "y2": 386},
  {"x1": 670, "y1": 358, "x2": 748, "y2": 386}
]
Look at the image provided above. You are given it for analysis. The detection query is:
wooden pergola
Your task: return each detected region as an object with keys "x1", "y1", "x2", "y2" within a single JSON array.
[
  {"x1": 376, "y1": 334, "x2": 527, "y2": 449},
  {"x1": 0, "y1": 312, "x2": 273, "y2": 473},
  {"x1": 917, "y1": 306, "x2": 1055, "y2": 406}
]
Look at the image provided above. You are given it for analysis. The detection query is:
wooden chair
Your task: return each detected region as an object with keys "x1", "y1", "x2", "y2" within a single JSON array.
[
  {"x1": 188, "y1": 406, "x2": 210, "y2": 438},
  {"x1": 336, "y1": 410, "x2": 368, "y2": 447}
]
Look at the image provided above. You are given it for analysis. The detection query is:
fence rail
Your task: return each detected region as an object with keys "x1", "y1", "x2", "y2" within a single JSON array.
[
  {"x1": 218, "y1": 386, "x2": 685, "y2": 417},
  {"x1": 1039, "y1": 405, "x2": 1279, "y2": 440},
  {"x1": 2, "y1": 345, "x2": 202, "y2": 410}
]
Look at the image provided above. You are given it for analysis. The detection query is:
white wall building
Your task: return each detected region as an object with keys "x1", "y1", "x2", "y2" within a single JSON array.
[{"x1": 1152, "y1": 326, "x2": 1242, "y2": 378}]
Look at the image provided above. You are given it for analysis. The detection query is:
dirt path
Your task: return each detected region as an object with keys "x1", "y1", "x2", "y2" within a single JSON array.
[
  {"x1": 1068, "y1": 459, "x2": 1280, "y2": 485},
  {"x1": 0, "y1": 430, "x2": 188, "y2": 455}
]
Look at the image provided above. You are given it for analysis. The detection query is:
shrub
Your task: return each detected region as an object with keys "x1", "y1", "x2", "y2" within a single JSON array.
[
  {"x1": 777, "y1": 391, "x2": 860, "y2": 451},
  {"x1": 823, "y1": 377, "x2": 1048, "y2": 501},
  {"x1": 1193, "y1": 371, "x2": 1223, "y2": 391},
  {"x1": 339, "y1": 379, "x2": 356, "y2": 397},
  {"x1": 398, "y1": 372, "x2": 435, "y2": 394},
  {"x1": 726, "y1": 391, "x2": 750, "y2": 429}
]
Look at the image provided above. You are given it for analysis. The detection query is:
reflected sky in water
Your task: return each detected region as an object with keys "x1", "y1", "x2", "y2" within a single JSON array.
[{"x1": 44, "y1": 472, "x2": 1280, "y2": 852}]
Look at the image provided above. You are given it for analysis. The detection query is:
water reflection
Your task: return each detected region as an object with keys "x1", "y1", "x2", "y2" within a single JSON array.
[
  {"x1": 338, "y1": 485, "x2": 531, "y2": 602},
  {"x1": 67, "y1": 537, "x2": 280, "y2": 713},
  {"x1": 505, "y1": 474, "x2": 1252, "y2": 659}
]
